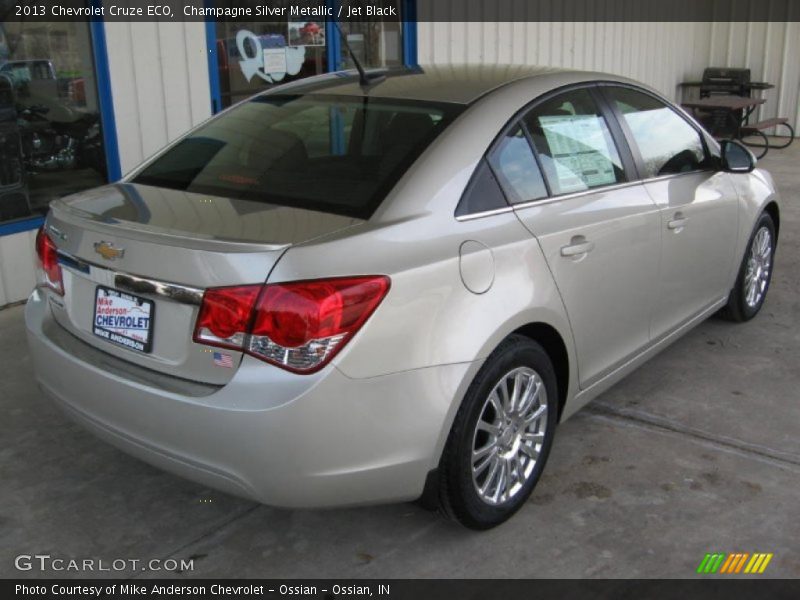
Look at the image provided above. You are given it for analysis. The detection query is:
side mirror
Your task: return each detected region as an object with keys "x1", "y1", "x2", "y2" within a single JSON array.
[{"x1": 720, "y1": 139, "x2": 756, "y2": 173}]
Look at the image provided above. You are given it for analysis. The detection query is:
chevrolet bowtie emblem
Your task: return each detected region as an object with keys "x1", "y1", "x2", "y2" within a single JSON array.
[{"x1": 94, "y1": 241, "x2": 125, "y2": 261}]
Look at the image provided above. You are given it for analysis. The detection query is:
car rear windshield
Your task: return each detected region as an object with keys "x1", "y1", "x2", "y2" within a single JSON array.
[{"x1": 133, "y1": 94, "x2": 464, "y2": 219}]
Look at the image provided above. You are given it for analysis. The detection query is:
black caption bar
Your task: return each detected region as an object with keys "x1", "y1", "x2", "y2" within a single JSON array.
[
  {"x1": 1, "y1": 0, "x2": 798, "y2": 22},
  {"x1": 5, "y1": 579, "x2": 800, "y2": 600},
  {"x1": 5, "y1": 0, "x2": 403, "y2": 22}
]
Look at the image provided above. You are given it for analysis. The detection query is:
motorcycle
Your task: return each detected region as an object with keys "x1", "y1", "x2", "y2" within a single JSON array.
[
  {"x1": 0, "y1": 71, "x2": 31, "y2": 221},
  {"x1": 16, "y1": 103, "x2": 107, "y2": 178}
]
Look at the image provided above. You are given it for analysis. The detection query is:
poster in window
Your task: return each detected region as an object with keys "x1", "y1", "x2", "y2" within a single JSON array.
[{"x1": 288, "y1": 20, "x2": 326, "y2": 47}]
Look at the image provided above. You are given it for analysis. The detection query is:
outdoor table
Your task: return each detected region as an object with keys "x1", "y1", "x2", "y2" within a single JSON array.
[
  {"x1": 682, "y1": 96, "x2": 765, "y2": 136},
  {"x1": 682, "y1": 95, "x2": 796, "y2": 159},
  {"x1": 682, "y1": 96, "x2": 776, "y2": 157}
]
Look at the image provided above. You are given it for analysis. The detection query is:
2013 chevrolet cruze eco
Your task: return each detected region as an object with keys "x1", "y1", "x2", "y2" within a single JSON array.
[{"x1": 26, "y1": 66, "x2": 779, "y2": 529}]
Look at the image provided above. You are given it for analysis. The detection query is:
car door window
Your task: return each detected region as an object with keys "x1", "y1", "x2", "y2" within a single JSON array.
[
  {"x1": 486, "y1": 125, "x2": 547, "y2": 204},
  {"x1": 605, "y1": 86, "x2": 712, "y2": 178},
  {"x1": 523, "y1": 88, "x2": 625, "y2": 195}
]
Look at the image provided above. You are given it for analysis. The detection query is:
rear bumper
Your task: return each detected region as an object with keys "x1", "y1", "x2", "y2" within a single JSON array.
[{"x1": 25, "y1": 290, "x2": 473, "y2": 508}]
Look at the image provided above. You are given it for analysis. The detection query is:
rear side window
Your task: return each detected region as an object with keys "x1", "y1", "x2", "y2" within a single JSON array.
[
  {"x1": 523, "y1": 88, "x2": 625, "y2": 195},
  {"x1": 456, "y1": 160, "x2": 508, "y2": 217},
  {"x1": 605, "y1": 86, "x2": 711, "y2": 178},
  {"x1": 487, "y1": 126, "x2": 547, "y2": 204},
  {"x1": 133, "y1": 94, "x2": 464, "y2": 219}
]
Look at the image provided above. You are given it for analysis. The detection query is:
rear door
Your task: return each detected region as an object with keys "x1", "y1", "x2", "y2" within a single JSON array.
[
  {"x1": 505, "y1": 86, "x2": 661, "y2": 388},
  {"x1": 600, "y1": 85, "x2": 740, "y2": 339}
]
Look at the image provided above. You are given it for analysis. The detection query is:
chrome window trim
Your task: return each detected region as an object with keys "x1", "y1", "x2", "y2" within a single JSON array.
[
  {"x1": 457, "y1": 168, "x2": 719, "y2": 220},
  {"x1": 640, "y1": 168, "x2": 717, "y2": 184},
  {"x1": 511, "y1": 169, "x2": 718, "y2": 213},
  {"x1": 511, "y1": 180, "x2": 644, "y2": 211},
  {"x1": 56, "y1": 250, "x2": 204, "y2": 306},
  {"x1": 455, "y1": 206, "x2": 515, "y2": 222}
]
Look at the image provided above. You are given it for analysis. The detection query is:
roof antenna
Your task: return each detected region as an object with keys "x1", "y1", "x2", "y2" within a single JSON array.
[{"x1": 333, "y1": 22, "x2": 386, "y2": 88}]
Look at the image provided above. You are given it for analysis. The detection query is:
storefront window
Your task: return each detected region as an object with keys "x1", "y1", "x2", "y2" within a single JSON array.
[
  {"x1": 214, "y1": 1, "x2": 405, "y2": 110},
  {"x1": 0, "y1": 21, "x2": 108, "y2": 223},
  {"x1": 215, "y1": 20, "x2": 329, "y2": 109}
]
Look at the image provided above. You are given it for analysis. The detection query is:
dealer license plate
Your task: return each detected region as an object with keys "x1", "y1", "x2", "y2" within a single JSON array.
[{"x1": 92, "y1": 286, "x2": 155, "y2": 354}]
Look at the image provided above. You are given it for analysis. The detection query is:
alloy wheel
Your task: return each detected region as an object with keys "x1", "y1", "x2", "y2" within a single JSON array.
[
  {"x1": 744, "y1": 226, "x2": 772, "y2": 309},
  {"x1": 471, "y1": 367, "x2": 548, "y2": 505}
]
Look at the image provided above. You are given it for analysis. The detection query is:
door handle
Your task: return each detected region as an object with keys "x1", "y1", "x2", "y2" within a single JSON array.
[
  {"x1": 668, "y1": 212, "x2": 689, "y2": 231},
  {"x1": 560, "y1": 236, "x2": 595, "y2": 257}
]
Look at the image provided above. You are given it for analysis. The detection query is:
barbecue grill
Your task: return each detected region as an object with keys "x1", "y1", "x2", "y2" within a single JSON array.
[
  {"x1": 681, "y1": 67, "x2": 774, "y2": 101},
  {"x1": 681, "y1": 68, "x2": 793, "y2": 158},
  {"x1": 700, "y1": 67, "x2": 753, "y2": 97}
]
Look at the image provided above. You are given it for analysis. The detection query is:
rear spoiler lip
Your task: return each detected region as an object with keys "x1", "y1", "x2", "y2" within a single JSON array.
[{"x1": 50, "y1": 199, "x2": 292, "y2": 253}]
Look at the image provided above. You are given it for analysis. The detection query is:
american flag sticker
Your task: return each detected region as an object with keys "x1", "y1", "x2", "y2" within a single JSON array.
[{"x1": 213, "y1": 351, "x2": 234, "y2": 368}]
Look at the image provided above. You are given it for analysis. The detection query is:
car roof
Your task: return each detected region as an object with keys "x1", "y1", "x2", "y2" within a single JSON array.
[{"x1": 273, "y1": 64, "x2": 622, "y2": 105}]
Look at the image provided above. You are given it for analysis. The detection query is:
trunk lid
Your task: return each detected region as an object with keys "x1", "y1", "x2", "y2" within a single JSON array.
[{"x1": 45, "y1": 183, "x2": 362, "y2": 384}]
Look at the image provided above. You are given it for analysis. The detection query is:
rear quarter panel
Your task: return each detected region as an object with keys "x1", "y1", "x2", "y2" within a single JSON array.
[
  {"x1": 265, "y1": 74, "x2": 597, "y2": 418},
  {"x1": 269, "y1": 210, "x2": 575, "y2": 382}
]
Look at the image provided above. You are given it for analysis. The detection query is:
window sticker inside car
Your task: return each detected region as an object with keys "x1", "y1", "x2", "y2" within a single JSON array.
[{"x1": 539, "y1": 114, "x2": 618, "y2": 191}]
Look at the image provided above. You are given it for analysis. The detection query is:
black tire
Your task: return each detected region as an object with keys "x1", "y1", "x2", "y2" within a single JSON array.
[
  {"x1": 721, "y1": 212, "x2": 776, "y2": 322},
  {"x1": 438, "y1": 335, "x2": 558, "y2": 530}
]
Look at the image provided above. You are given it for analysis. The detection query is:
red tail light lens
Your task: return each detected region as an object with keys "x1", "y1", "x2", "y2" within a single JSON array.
[
  {"x1": 249, "y1": 276, "x2": 391, "y2": 373},
  {"x1": 193, "y1": 285, "x2": 261, "y2": 350},
  {"x1": 35, "y1": 226, "x2": 64, "y2": 296},
  {"x1": 193, "y1": 276, "x2": 390, "y2": 374}
]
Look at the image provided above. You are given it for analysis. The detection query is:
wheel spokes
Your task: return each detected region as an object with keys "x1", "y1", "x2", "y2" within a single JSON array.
[
  {"x1": 471, "y1": 366, "x2": 549, "y2": 506},
  {"x1": 521, "y1": 430, "x2": 545, "y2": 444},
  {"x1": 744, "y1": 226, "x2": 772, "y2": 309},
  {"x1": 491, "y1": 461, "x2": 508, "y2": 503},
  {"x1": 489, "y1": 389, "x2": 507, "y2": 421},
  {"x1": 499, "y1": 377, "x2": 513, "y2": 414},
  {"x1": 523, "y1": 403, "x2": 547, "y2": 426},
  {"x1": 479, "y1": 456, "x2": 501, "y2": 496},
  {"x1": 473, "y1": 441, "x2": 495, "y2": 463},
  {"x1": 473, "y1": 448, "x2": 495, "y2": 478},
  {"x1": 519, "y1": 442, "x2": 541, "y2": 461},
  {"x1": 477, "y1": 420, "x2": 502, "y2": 437},
  {"x1": 517, "y1": 375, "x2": 538, "y2": 415}
]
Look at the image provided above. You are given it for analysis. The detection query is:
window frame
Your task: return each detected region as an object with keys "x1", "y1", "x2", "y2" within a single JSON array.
[
  {"x1": 597, "y1": 83, "x2": 718, "y2": 181},
  {"x1": 455, "y1": 82, "x2": 638, "y2": 220},
  {"x1": 521, "y1": 85, "x2": 637, "y2": 200}
]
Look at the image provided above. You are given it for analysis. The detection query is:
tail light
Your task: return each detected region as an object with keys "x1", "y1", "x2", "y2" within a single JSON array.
[
  {"x1": 35, "y1": 226, "x2": 64, "y2": 296},
  {"x1": 193, "y1": 276, "x2": 390, "y2": 373},
  {"x1": 193, "y1": 286, "x2": 261, "y2": 350}
]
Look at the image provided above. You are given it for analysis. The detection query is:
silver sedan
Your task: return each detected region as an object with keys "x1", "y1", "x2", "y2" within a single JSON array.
[{"x1": 26, "y1": 66, "x2": 779, "y2": 529}]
